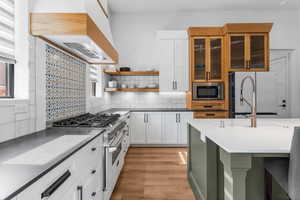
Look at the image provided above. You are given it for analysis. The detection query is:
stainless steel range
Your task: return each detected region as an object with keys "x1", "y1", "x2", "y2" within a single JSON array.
[{"x1": 52, "y1": 112, "x2": 130, "y2": 200}]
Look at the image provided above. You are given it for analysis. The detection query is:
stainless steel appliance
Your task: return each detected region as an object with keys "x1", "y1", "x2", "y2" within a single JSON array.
[
  {"x1": 52, "y1": 112, "x2": 130, "y2": 200},
  {"x1": 103, "y1": 120, "x2": 129, "y2": 200},
  {"x1": 192, "y1": 82, "x2": 224, "y2": 100}
]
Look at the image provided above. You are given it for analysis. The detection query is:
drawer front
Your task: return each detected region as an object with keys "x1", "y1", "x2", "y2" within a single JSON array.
[
  {"x1": 192, "y1": 103, "x2": 225, "y2": 110},
  {"x1": 18, "y1": 158, "x2": 76, "y2": 200},
  {"x1": 194, "y1": 111, "x2": 228, "y2": 119},
  {"x1": 83, "y1": 165, "x2": 102, "y2": 200},
  {"x1": 75, "y1": 136, "x2": 102, "y2": 180}
]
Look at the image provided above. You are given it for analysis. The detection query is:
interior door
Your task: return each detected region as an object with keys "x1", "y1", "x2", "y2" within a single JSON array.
[
  {"x1": 174, "y1": 39, "x2": 189, "y2": 91},
  {"x1": 159, "y1": 40, "x2": 175, "y2": 92},
  {"x1": 235, "y1": 50, "x2": 290, "y2": 118},
  {"x1": 146, "y1": 112, "x2": 162, "y2": 144},
  {"x1": 130, "y1": 112, "x2": 146, "y2": 144}
]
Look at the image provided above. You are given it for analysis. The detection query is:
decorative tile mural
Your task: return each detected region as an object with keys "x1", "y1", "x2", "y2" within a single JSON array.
[{"x1": 46, "y1": 45, "x2": 86, "y2": 121}]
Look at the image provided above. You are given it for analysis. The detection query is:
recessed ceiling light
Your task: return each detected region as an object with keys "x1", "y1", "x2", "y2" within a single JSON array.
[{"x1": 280, "y1": 0, "x2": 289, "y2": 6}]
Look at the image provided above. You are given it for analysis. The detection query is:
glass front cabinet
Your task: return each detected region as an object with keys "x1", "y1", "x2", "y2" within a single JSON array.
[
  {"x1": 192, "y1": 37, "x2": 223, "y2": 82},
  {"x1": 227, "y1": 33, "x2": 269, "y2": 71}
]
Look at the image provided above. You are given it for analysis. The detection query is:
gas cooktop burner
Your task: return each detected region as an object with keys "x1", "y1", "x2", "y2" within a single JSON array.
[{"x1": 53, "y1": 113, "x2": 121, "y2": 128}]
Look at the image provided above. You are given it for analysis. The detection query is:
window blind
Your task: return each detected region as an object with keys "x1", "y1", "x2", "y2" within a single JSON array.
[
  {"x1": 0, "y1": 0, "x2": 15, "y2": 63},
  {"x1": 90, "y1": 65, "x2": 99, "y2": 82}
]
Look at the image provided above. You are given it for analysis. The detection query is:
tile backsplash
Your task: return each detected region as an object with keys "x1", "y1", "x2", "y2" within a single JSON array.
[
  {"x1": 46, "y1": 45, "x2": 86, "y2": 121},
  {"x1": 110, "y1": 92, "x2": 186, "y2": 108}
]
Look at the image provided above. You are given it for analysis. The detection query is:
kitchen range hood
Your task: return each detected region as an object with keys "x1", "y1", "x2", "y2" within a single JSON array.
[{"x1": 30, "y1": 0, "x2": 118, "y2": 64}]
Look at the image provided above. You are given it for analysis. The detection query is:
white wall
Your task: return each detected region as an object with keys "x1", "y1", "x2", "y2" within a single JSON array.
[{"x1": 111, "y1": 10, "x2": 300, "y2": 117}]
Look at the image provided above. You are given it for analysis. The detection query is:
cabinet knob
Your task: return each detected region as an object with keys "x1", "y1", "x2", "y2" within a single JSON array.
[
  {"x1": 91, "y1": 147, "x2": 97, "y2": 152},
  {"x1": 91, "y1": 169, "x2": 96, "y2": 174},
  {"x1": 91, "y1": 192, "x2": 96, "y2": 197}
]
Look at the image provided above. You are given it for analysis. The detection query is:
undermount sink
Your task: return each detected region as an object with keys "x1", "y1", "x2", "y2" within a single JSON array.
[{"x1": 3, "y1": 135, "x2": 92, "y2": 166}]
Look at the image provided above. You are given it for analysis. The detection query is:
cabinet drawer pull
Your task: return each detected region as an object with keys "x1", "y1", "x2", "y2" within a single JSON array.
[
  {"x1": 203, "y1": 105, "x2": 213, "y2": 108},
  {"x1": 41, "y1": 170, "x2": 71, "y2": 199},
  {"x1": 91, "y1": 147, "x2": 97, "y2": 152},
  {"x1": 91, "y1": 169, "x2": 96, "y2": 174},
  {"x1": 91, "y1": 192, "x2": 96, "y2": 197},
  {"x1": 206, "y1": 113, "x2": 215, "y2": 117}
]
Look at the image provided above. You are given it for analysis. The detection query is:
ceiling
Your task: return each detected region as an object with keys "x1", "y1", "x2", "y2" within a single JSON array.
[{"x1": 109, "y1": 0, "x2": 300, "y2": 13}]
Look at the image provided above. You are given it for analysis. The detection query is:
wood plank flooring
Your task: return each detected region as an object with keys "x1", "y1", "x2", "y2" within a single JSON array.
[{"x1": 111, "y1": 147, "x2": 196, "y2": 200}]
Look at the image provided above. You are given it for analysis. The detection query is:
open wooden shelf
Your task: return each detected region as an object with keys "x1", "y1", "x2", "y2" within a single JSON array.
[
  {"x1": 105, "y1": 88, "x2": 159, "y2": 92},
  {"x1": 103, "y1": 70, "x2": 159, "y2": 76}
]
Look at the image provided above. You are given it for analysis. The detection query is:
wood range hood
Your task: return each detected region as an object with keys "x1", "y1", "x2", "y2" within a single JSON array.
[{"x1": 30, "y1": 13, "x2": 119, "y2": 64}]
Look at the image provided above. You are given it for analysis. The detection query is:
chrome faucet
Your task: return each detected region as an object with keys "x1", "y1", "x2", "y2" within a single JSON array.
[{"x1": 240, "y1": 73, "x2": 257, "y2": 128}]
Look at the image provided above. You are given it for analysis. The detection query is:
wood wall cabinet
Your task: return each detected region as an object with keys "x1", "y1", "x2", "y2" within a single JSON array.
[
  {"x1": 227, "y1": 33, "x2": 269, "y2": 71},
  {"x1": 191, "y1": 37, "x2": 224, "y2": 82}
]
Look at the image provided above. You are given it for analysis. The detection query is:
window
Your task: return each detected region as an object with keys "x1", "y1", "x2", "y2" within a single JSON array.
[
  {"x1": 0, "y1": 0, "x2": 15, "y2": 98},
  {"x1": 90, "y1": 65, "x2": 102, "y2": 97}
]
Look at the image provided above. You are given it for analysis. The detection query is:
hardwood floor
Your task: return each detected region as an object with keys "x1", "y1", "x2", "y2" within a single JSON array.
[{"x1": 111, "y1": 147, "x2": 196, "y2": 200}]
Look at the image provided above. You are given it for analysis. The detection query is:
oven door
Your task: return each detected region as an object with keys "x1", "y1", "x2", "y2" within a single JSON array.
[
  {"x1": 103, "y1": 133, "x2": 125, "y2": 200},
  {"x1": 193, "y1": 82, "x2": 224, "y2": 100}
]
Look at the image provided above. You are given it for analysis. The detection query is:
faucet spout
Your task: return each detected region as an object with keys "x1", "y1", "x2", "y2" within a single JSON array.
[{"x1": 240, "y1": 74, "x2": 257, "y2": 128}]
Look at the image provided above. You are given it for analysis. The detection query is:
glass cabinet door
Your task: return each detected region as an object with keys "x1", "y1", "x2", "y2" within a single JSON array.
[
  {"x1": 194, "y1": 38, "x2": 206, "y2": 80},
  {"x1": 250, "y1": 35, "x2": 266, "y2": 69},
  {"x1": 229, "y1": 35, "x2": 246, "y2": 70},
  {"x1": 210, "y1": 38, "x2": 222, "y2": 80}
]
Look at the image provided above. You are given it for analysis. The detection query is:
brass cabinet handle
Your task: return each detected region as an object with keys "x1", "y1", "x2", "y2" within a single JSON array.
[{"x1": 206, "y1": 113, "x2": 216, "y2": 117}]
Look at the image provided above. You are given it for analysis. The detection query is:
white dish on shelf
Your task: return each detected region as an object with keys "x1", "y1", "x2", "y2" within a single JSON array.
[{"x1": 147, "y1": 84, "x2": 158, "y2": 88}]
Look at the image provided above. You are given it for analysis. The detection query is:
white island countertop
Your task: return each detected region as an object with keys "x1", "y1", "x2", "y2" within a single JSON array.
[{"x1": 188, "y1": 118, "x2": 300, "y2": 154}]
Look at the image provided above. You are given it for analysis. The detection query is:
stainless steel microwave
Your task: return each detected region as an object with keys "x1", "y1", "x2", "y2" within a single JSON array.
[{"x1": 192, "y1": 82, "x2": 224, "y2": 100}]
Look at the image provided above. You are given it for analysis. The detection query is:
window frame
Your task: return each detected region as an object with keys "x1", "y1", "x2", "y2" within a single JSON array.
[{"x1": 0, "y1": 62, "x2": 14, "y2": 98}]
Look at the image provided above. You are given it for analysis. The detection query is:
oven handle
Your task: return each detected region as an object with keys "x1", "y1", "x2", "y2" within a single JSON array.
[
  {"x1": 108, "y1": 134, "x2": 124, "y2": 153},
  {"x1": 103, "y1": 146, "x2": 107, "y2": 192}
]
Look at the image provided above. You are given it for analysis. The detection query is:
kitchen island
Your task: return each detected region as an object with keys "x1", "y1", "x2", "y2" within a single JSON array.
[{"x1": 187, "y1": 119, "x2": 300, "y2": 200}]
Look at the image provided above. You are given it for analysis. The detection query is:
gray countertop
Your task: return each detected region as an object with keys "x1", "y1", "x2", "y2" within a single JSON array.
[
  {"x1": 0, "y1": 107, "x2": 214, "y2": 199},
  {"x1": 0, "y1": 127, "x2": 105, "y2": 200},
  {"x1": 106, "y1": 108, "x2": 200, "y2": 112}
]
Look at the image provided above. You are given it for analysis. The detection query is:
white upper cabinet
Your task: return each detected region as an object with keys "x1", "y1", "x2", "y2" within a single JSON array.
[
  {"x1": 159, "y1": 40, "x2": 174, "y2": 92},
  {"x1": 174, "y1": 39, "x2": 189, "y2": 91},
  {"x1": 158, "y1": 31, "x2": 189, "y2": 92}
]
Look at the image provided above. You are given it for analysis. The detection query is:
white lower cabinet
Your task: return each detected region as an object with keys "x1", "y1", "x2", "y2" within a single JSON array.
[
  {"x1": 130, "y1": 112, "x2": 192, "y2": 145},
  {"x1": 163, "y1": 112, "x2": 179, "y2": 144},
  {"x1": 163, "y1": 112, "x2": 193, "y2": 145},
  {"x1": 17, "y1": 135, "x2": 103, "y2": 200},
  {"x1": 146, "y1": 112, "x2": 162, "y2": 144},
  {"x1": 130, "y1": 112, "x2": 162, "y2": 144},
  {"x1": 130, "y1": 112, "x2": 146, "y2": 144},
  {"x1": 178, "y1": 112, "x2": 193, "y2": 144},
  {"x1": 60, "y1": 184, "x2": 78, "y2": 200}
]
